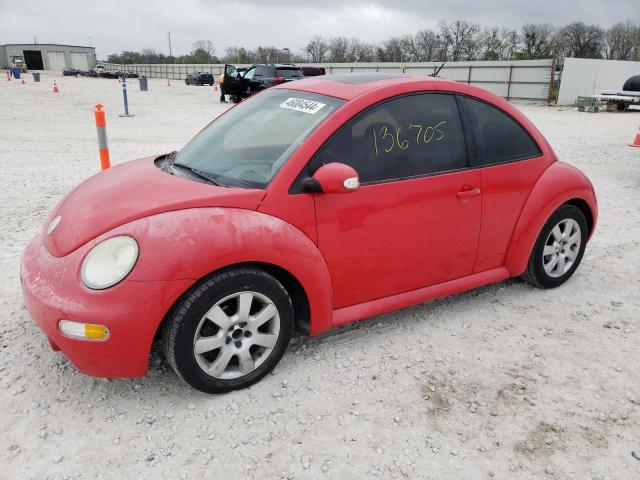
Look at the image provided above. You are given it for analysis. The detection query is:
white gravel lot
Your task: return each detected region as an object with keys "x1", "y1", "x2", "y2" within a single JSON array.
[{"x1": 1, "y1": 73, "x2": 639, "y2": 479}]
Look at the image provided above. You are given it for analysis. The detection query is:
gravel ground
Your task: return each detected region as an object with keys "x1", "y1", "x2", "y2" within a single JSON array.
[{"x1": 1, "y1": 73, "x2": 639, "y2": 479}]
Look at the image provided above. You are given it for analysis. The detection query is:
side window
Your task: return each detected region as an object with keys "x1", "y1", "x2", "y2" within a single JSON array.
[
  {"x1": 461, "y1": 97, "x2": 541, "y2": 166},
  {"x1": 243, "y1": 67, "x2": 256, "y2": 80},
  {"x1": 255, "y1": 66, "x2": 263, "y2": 76},
  {"x1": 225, "y1": 64, "x2": 239, "y2": 78},
  {"x1": 312, "y1": 94, "x2": 466, "y2": 184}
]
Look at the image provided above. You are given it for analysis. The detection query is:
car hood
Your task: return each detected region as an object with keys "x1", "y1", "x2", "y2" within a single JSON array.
[{"x1": 43, "y1": 156, "x2": 266, "y2": 257}]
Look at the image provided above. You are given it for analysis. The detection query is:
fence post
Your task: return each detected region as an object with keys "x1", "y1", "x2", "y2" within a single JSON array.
[
  {"x1": 119, "y1": 76, "x2": 134, "y2": 117},
  {"x1": 547, "y1": 48, "x2": 558, "y2": 104},
  {"x1": 506, "y1": 65, "x2": 514, "y2": 101},
  {"x1": 467, "y1": 65, "x2": 472, "y2": 84}
]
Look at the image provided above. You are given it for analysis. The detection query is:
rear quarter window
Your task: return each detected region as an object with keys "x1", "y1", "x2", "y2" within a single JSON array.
[{"x1": 460, "y1": 96, "x2": 541, "y2": 166}]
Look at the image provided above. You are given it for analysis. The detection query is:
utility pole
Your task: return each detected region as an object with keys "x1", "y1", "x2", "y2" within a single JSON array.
[{"x1": 168, "y1": 31, "x2": 173, "y2": 59}]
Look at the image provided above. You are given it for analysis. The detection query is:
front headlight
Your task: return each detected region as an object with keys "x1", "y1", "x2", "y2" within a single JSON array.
[{"x1": 81, "y1": 236, "x2": 139, "y2": 290}]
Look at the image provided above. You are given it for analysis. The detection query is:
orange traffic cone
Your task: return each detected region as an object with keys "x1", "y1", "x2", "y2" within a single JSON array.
[
  {"x1": 53, "y1": 80, "x2": 59, "y2": 93},
  {"x1": 630, "y1": 128, "x2": 640, "y2": 147}
]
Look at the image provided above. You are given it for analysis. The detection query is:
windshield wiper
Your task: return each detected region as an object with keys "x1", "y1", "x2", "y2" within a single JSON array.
[
  {"x1": 166, "y1": 151, "x2": 178, "y2": 163},
  {"x1": 171, "y1": 162, "x2": 221, "y2": 186}
]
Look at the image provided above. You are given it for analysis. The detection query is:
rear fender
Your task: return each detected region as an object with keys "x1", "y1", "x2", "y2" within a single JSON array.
[{"x1": 504, "y1": 161, "x2": 597, "y2": 276}]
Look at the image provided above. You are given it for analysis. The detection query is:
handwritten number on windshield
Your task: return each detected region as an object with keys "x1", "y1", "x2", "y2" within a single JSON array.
[{"x1": 372, "y1": 121, "x2": 447, "y2": 157}]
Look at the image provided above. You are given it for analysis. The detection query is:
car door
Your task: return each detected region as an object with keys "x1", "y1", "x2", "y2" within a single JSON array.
[
  {"x1": 456, "y1": 96, "x2": 545, "y2": 273},
  {"x1": 242, "y1": 66, "x2": 258, "y2": 94},
  {"x1": 223, "y1": 64, "x2": 243, "y2": 96},
  {"x1": 311, "y1": 93, "x2": 482, "y2": 309}
]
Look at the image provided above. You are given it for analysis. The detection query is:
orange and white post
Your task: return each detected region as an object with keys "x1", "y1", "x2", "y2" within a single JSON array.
[{"x1": 94, "y1": 104, "x2": 111, "y2": 170}]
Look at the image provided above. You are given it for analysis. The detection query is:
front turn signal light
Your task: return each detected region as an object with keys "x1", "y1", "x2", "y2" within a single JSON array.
[{"x1": 59, "y1": 320, "x2": 110, "y2": 341}]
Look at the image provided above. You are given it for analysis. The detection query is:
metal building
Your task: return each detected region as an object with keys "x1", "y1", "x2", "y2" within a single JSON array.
[{"x1": 0, "y1": 43, "x2": 97, "y2": 71}]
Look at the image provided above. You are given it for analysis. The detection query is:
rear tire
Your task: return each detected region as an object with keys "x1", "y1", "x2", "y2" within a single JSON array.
[
  {"x1": 521, "y1": 204, "x2": 588, "y2": 289},
  {"x1": 162, "y1": 268, "x2": 293, "y2": 393}
]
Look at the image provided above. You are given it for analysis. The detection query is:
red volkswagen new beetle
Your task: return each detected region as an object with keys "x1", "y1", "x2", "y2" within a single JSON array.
[{"x1": 21, "y1": 75, "x2": 597, "y2": 393}]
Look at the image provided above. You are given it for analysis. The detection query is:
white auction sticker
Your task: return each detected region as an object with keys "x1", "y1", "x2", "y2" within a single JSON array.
[{"x1": 280, "y1": 97, "x2": 326, "y2": 114}]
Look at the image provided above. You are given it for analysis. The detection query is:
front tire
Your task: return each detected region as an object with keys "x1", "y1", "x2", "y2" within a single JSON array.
[
  {"x1": 521, "y1": 204, "x2": 588, "y2": 288},
  {"x1": 162, "y1": 268, "x2": 294, "y2": 393}
]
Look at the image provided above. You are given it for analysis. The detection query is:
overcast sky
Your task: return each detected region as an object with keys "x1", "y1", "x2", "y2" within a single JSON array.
[{"x1": 1, "y1": 0, "x2": 638, "y2": 58}]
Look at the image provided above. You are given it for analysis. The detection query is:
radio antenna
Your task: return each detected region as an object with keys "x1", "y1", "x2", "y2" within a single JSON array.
[{"x1": 429, "y1": 62, "x2": 446, "y2": 77}]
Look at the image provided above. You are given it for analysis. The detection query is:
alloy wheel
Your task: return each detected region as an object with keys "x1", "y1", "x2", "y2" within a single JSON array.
[
  {"x1": 542, "y1": 218, "x2": 582, "y2": 278},
  {"x1": 192, "y1": 291, "x2": 280, "y2": 379}
]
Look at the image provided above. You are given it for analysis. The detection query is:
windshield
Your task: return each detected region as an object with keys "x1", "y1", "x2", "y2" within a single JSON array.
[{"x1": 174, "y1": 89, "x2": 343, "y2": 188}]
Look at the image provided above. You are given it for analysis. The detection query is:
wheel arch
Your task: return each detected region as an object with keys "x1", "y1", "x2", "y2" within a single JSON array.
[
  {"x1": 564, "y1": 197, "x2": 595, "y2": 238},
  {"x1": 504, "y1": 161, "x2": 597, "y2": 276},
  {"x1": 132, "y1": 208, "x2": 334, "y2": 347},
  {"x1": 153, "y1": 260, "x2": 312, "y2": 344}
]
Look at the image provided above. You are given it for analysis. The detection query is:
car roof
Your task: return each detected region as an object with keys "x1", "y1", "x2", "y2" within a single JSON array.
[
  {"x1": 254, "y1": 63, "x2": 300, "y2": 68},
  {"x1": 273, "y1": 73, "x2": 449, "y2": 100}
]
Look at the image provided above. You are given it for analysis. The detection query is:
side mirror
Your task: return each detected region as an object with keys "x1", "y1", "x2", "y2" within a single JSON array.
[{"x1": 305, "y1": 163, "x2": 360, "y2": 194}]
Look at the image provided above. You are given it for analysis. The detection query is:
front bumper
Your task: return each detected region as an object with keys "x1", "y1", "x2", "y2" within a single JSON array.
[{"x1": 20, "y1": 234, "x2": 193, "y2": 378}]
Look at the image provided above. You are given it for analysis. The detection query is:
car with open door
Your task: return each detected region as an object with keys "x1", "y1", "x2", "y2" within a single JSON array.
[
  {"x1": 223, "y1": 63, "x2": 303, "y2": 102},
  {"x1": 21, "y1": 74, "x2": 597, "y2": 393}
]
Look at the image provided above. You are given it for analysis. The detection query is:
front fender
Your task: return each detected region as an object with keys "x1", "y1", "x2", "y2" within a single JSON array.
[
  {"x1": 504, "y1": 161, "x2": 597, "y2": 276},
  {"x1": 124, "y1": 208, "x2": 334, "y2": 335}
]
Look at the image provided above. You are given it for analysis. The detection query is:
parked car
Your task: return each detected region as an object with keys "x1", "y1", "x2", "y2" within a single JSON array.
[
  {"x1": 88, "y1": 65, "x2": 139, "y2": 79},
  {"x1": 21, "y1": 74, "x2": 597, "y2": 394},
  {"x1": 223, "y1": 63, "x2": 303, "y2": 101},
  {"x1": 185, "y1": 72, "x2": 214, "y2": 86},
  {"x1": 63, "y1": 68, "x2": 89, "y2": 76},
  {"x1": 301, "y1": 66, "x2": 326, "y2": 77}
]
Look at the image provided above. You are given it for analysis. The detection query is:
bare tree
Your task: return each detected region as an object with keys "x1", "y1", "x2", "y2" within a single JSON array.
[
  {"x1": 559, "y1": 22, "x2": 604, "y2": 58},
  {"x1": 378, "y1": 37, "x2": 406, "y2": 62},
  {"x1": 399, "y1": 35, "x2": 421, "y2": 62},
  {"x1": 414, "y1": 29, "x2": 444, "y2": 61},
  {"x1": 223, "y1": 47, "x2": 251, "y2": 64},
  {"x1": 139, "y1": 48, "x2": 164, "y2": 63},
  {"x1": 191, "y1": 40, "x2": 216, "y2": 63},
  {"x1": 252, "y1": 46, "x2": 282, "y2": 63},
  {"x1": 521, "y1": 24, "x2": 556, "y2": 59},
  {"x1": 439, "y1": 20, "x2": 481, "y2": 60},
  {"x1": 347, "y1": 38, "x2": 376, "y2": 62},
  {"x1": 328, "y1": 37, "x2": 350, "y2": 62},
  {"x1": 481, "y1": 28, "x2": 503, "y2": 60},
  {"x1": 304, "y1": 35, "x2": 329, "y2": 62},
  {"x1": 604, "y1": 21, "x2": 639, "y2": 60},
  {"x1": 500, "y1": 29, "x2": 521, "y2": 60}
]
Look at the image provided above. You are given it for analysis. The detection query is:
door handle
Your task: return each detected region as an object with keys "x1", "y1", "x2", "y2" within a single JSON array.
[{"x1": 456, "y1": 187, "x2": 481, "y2": 200}]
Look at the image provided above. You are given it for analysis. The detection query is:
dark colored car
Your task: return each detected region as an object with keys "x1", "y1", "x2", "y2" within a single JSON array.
[
  {"x1": 223, "y1": 63, "x2": 303, "y2": 101},
  {"x1": 301, "y1": 66, "x2": 326, "y2": 77},
  {"x1": 185, "y1": 72, "x2": 214, "y2": 86}
]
